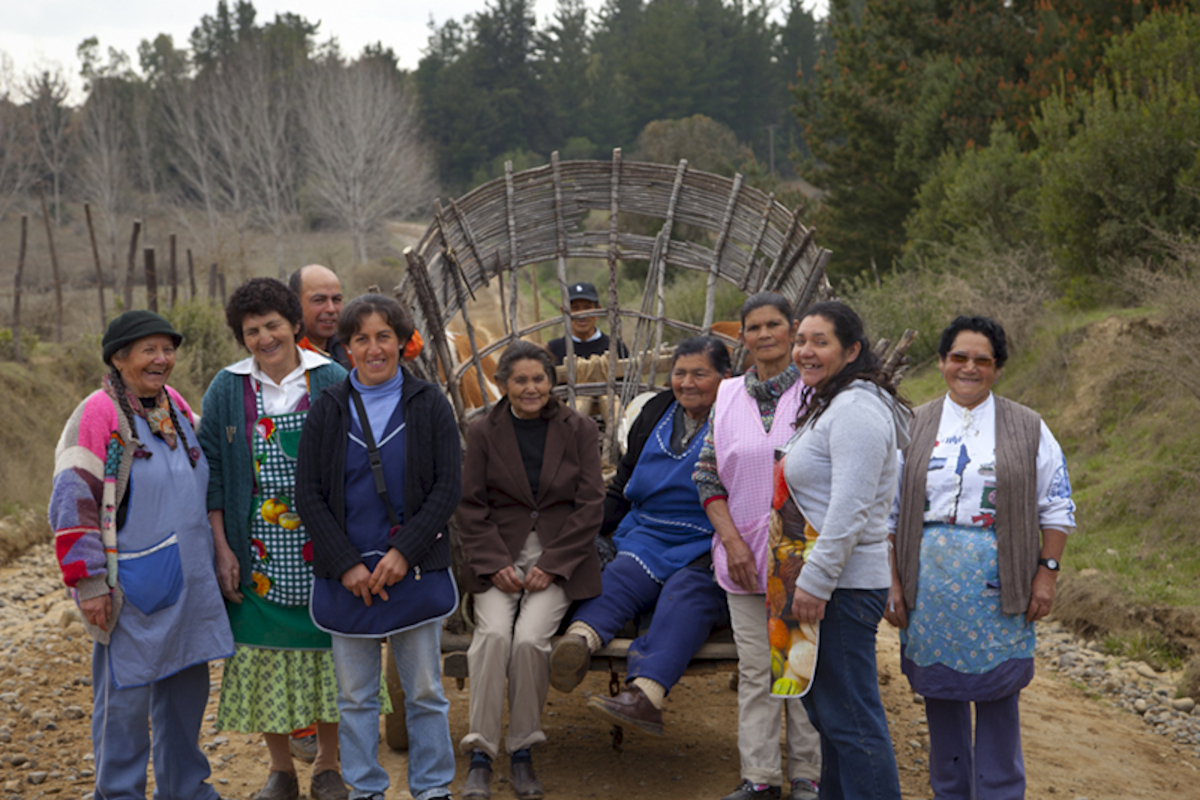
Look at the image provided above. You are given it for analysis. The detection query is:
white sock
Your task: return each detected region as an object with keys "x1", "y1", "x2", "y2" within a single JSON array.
[
  {"x1": 565, "y1": 621, "x2": 602, "y2": 651},
  {"x1": 631, "y1": 677, "x2": 666, "y2": 709}
]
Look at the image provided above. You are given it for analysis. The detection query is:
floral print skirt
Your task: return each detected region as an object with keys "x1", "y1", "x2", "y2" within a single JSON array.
[{"x1": 899, "y1": 524, "x2": 1035, "y2": 700}]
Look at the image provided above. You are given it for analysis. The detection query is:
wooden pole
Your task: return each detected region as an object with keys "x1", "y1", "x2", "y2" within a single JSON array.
[
  {"x1": 11, "y1": 215, "x2": 27, "y2": 363},
  {"x1": 37, "y1": 188, "x2": 64, "y2": 342},
  {"x1": 84, "y1": 203, "x2": 107, "y2": 327},
  {"x1": 208, "y1": 263, "x2": 218, "y2": 302},
  {"x1": 144, "y1": 247, "x2": 158, "y2": 312},
  {"x1": 187, "y1": 249, "x2": 197, "y2": 300},
  {"x1": 124, "y1": 220, "x2": 142, "y2": 310},
  {"x1": 168, "y1": 235, "x2": 178, "y2": 308}
]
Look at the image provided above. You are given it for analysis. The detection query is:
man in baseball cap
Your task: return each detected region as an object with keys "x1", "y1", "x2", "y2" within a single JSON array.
[{"x1": 547, "y1": 281, "x2": 628, "y2": 366}]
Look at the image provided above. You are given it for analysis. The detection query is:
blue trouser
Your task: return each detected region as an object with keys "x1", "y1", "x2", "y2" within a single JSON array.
[
  {"x1": 925, "y1": 693, "x2": 1025, "y2": 800},
  {"x1": 91, "y1": 643, "x2": 218, "y2": 800},
  {"x1": 331, "y1": 621, "x2": 456, "y2": 800},
  {"x1": 801, "y1": 589, "x2": 901, "y2": 800},
  {"x1": 572, "y1": 554, "x2": 729, "y2": 690}
]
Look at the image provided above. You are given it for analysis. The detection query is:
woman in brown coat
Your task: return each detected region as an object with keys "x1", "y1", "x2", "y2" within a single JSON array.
[{"x1": 457, "y1": 340, "x2": 604, "y2": 800}]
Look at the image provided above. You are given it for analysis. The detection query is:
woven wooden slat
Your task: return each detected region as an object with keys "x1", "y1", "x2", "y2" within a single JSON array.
[{"x1": 396, "y1": 151, "x2": 836, "y2": 450}]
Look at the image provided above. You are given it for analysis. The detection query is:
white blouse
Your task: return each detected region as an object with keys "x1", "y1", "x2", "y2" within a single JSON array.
[
  {"x1": 889, "y1": 393, "x2": 1076, "y2": 533},
  {"x1": 224, "y1": 347, "x2": 331, "y2": 416}
]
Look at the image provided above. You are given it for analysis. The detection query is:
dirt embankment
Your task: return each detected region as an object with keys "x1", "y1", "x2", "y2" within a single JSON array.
[{"x1": 2, "y1": 542, "x2": 1198, "y2": 800}]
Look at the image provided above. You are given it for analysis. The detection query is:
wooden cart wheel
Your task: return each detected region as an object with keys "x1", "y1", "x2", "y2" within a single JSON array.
[{"x1": 384, "y1": 640, "x2": 408, "y2": 751}]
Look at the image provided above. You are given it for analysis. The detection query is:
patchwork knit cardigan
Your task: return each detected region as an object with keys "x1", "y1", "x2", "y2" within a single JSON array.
[{"x1": 49, "y1": 384, "x2": 196, "y2": 615}]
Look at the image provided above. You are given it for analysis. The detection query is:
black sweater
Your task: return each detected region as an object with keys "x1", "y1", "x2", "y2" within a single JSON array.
[{"x1": 295, "y1": 369, "x2": 462, "y2": 581}]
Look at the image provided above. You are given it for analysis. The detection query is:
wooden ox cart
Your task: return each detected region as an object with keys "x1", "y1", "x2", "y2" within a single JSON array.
[{"x1": 381, "y1": 151, "x2": 914, "y2": 749}]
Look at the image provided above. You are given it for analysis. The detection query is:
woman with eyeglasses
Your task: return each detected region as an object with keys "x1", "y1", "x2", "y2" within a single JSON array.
[{"x1": 885, "y1": 316, "x2": 1076, "y2": 800}]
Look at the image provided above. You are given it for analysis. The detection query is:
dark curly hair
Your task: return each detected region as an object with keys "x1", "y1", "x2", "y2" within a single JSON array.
[
  {"x1": 494, "y1": 340, "x2": 556, "y2": 386},
  {"x1": 795, "y1": 301, "x2": 908, "y2": 429},
  {"x1": 937, "y1": 316, "x2": 1008, "y2": 369},
  {"x1": 673, "y1": 335, "x2": 731, "y2": 375},
  {"x1": 338, "y1": 294, "x2": 415, "y2": 346},
  {"x1": 225, "y1": 277, "x2": 304, "y2": 348}
]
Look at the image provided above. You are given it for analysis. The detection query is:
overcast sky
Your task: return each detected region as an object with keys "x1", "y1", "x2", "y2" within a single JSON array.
[{"x1": 1, "y1": 1, "x2": 827, "y2": 101}]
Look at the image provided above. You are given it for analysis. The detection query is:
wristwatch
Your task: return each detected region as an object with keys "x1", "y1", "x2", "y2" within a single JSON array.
[{"x1": 1038, "y1": 557, "x2": 1060, "y2": 571}]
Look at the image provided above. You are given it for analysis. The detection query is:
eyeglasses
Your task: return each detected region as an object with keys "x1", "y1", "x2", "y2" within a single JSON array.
[{"x1": 947, "y1": 352, "x2": 996, "y2": 369}]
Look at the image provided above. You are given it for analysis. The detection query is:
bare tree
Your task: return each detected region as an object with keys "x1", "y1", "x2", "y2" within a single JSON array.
[
  {"x1": 24, "y1": 65, "x2": 73, "y2": 229},
  {"x1": 227, "y1": 43, "x2": 299, "y2": 278},
  {"x1": 304, "y1": 59, "x2": 436, "y2": 263},
  {"x1": 78, "y1": 78, "x2": 128, "y2": 288},
  {"x1": 159, "y1": 73, "x2": 228, "y2": 261},
  {"x1": 0, "y1": 53, "x2": 34, "y2": 222}
]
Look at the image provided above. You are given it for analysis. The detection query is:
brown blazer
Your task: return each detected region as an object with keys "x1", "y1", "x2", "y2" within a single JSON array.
[{"x1": 457, "y1": 398, "x2": 604, "y2": 600}]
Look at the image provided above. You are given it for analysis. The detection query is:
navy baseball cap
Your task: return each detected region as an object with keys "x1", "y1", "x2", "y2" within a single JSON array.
[{"x1": 567, "y1": 282, "x2": 600, "y2": 304}]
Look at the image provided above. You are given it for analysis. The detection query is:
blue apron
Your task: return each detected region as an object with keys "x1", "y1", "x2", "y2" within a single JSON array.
[
  {"x1": 107, "y1": 412, "x2": 234, "y2": 688},
  {"x1": 310, "y1": 400, "x2": 457, "y2": 637},
  {"x1": 613, "y1": 403, "x2": 714, "y2": 582}
]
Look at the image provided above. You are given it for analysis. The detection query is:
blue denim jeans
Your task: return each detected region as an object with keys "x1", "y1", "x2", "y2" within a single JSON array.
[
  {"x1": 801, "y1": 588, "x2": 901, "y2": 800},
  {"x1": 331, "y1": 622, "x2": 455, "y2": 800},
  {"x1": 91, "y1": 645, "x2": 218, "y2": 800}
]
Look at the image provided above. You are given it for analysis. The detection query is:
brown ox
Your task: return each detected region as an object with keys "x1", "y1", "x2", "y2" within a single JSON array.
[{"x1": 444, "y1": 330, "x2": 501, "y2": 410}]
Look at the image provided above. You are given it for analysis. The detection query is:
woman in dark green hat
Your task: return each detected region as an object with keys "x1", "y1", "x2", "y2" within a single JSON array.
[{"x1": 49, "y1": 309, "x2": 234, "y2": 799}]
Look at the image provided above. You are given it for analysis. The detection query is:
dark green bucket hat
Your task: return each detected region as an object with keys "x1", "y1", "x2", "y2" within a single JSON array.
[{"x1": 101, "y1": 310, "x2": 183, "y2": 366}]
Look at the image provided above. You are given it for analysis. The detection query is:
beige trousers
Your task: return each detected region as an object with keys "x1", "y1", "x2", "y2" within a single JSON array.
[
  {"x1": 728, "y1": 592, "x2": 822, "y2": 785},
  {"x1": 460, "y1": 532, "x2": 571, "y2": 758}
]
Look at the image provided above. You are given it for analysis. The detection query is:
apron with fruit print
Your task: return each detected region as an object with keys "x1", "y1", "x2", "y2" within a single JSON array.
[
  {"x1": 246, "y1": 377, "x2": 315, "y2": 607},
  {"x1": 766, "y1": 446, "x2": 820, "y2": 698}
]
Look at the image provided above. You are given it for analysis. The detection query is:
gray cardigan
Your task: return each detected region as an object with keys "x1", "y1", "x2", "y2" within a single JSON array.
[{"x1": 784, "y1": 382, "x2": 911, "y2": 600}]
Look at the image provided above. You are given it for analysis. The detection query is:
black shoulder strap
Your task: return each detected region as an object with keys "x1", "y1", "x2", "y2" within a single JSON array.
[{"x1": 349, "y1": 387, "x2": 401, "y2": 528}]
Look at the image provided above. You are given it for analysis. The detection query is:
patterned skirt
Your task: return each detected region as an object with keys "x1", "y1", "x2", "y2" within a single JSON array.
[
  {"x1": 899, "y1": 523, "x2": 1035, "y2": 702},
  {"x1": 216, "y1": 594, "x2": 393, "y2": 733}
]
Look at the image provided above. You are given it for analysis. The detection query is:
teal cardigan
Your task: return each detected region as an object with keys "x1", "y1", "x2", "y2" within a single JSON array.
[{"x1": 198, "y1": 360, "x2": 348, "y2": 586}]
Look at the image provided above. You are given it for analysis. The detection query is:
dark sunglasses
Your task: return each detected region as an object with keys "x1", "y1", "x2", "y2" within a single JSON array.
[{"x1": 947, "y1": 352, "x2": 996, "y2": 369}]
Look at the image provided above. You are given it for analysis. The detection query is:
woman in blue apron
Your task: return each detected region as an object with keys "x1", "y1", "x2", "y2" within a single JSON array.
[
  {"x1": 549, "y1": 336, "x2": 732, "y2": 739},
  {"x1": 199, "y1": 279, "x2": 352, "y2": 800},
  {"x1": 296, "y1": 295, "x2": 461, "y2": 800},
  {"x1": 49, "y1": 310, "x2": 235, "y2": 800}
]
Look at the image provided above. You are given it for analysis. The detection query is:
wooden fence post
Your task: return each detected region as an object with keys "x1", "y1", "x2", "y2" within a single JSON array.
[
  {"x1": 187, "y1": 249, "x2": 197, "y2": 300},
  {"x1": 144, "y1": 248, "x2": 158, "y2": 312},
  {"x1": 169, "y1": 235, "x2": 178, "y2": 308},
  {"x1": 11, "y1": 215, "x2": 27, "y2": 362},
  {"x1": 84, "y1": 203, "x2": 107, "y2": 327},
  {"x1": 37, "y1": 188, "x2": 64, "y2": 342},
  {"x1": 208, "y1": 263, "x2": 218, "y2": 302},
  {"x1": 125, "y1": 220, "x2": 142, "y2": 310}
]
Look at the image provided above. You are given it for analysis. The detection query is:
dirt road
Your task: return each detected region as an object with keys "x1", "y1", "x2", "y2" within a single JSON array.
[{"x1": 1, "y1": 542, "x2": 1196, "y2": 799}]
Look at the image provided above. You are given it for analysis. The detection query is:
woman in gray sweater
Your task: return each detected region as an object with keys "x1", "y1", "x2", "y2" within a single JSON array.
[{"x1": 783, "y1": 301, "x2": 909, "y2": 800}]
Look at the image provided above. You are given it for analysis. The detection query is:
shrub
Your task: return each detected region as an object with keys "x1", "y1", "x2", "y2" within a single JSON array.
[
  {"x1": 164, "y1": 298, "x2": 240, "y2": 399},
  {"x1": 0, "y1": 328, "x2": 41, "y2": 361}
]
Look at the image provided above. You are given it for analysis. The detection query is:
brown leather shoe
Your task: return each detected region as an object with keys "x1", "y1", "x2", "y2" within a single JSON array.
[
  {"x1": 461, "y1": 763, "x2": 492, "y2": 800},
  {"x1": 309, "y1": 770, "x2": 348, "y2": 800},
  {"x1": 254, "y1": 771, "x2": 299, "y2": 800},
  {"x1": 509, "y1": 760, "x2": 544, "y2": 800},
  {"x1": 586, "y1": 685, "x2": 665, "y2": 736},
  {"x1": 549, "y1": 633, "x2": 590, "y2": 693}
]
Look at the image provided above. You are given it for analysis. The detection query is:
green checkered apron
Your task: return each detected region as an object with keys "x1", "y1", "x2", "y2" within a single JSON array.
[{"x1": 246, "y1": 376, "x2": 314, "y2": 607}]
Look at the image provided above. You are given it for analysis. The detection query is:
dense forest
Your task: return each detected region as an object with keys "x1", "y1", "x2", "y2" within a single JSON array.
[{"x1": 1, "y1": 0, "x2": 1200, "y2": 296}]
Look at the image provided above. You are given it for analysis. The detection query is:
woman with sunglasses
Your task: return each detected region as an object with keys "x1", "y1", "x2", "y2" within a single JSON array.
[{"x1": 885, "y1": 316, "x2": 1076, "y2": 800}]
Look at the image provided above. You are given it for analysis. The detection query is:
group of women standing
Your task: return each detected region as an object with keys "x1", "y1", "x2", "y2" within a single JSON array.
[{"x1": 50, "y1": 274, "x2": 1073, "y2": 800}]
